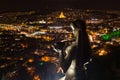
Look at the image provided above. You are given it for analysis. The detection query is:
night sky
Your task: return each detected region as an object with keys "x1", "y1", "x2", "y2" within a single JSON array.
[{"x1": 0, "y1": 0, "x2": 120, "y2": 11}]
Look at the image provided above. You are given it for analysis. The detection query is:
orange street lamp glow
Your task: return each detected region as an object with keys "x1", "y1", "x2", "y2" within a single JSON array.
[
  {"x1": 41, "y1": 56, "x2": 50, "y2": 62},
  {"x1": 98, "y1": 49, "x2": 108, "y2": 56},
  {"x1": 28, "y1": 58, "x2": 34, "y2": 63}
]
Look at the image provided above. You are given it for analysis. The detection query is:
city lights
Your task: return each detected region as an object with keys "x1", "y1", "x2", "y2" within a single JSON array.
[
  {"x1": 101, "y1": 30, "x2": 120, "y2": 41},
  {"x1": 0, "y1": 9, "x2": 120, "y2": 80},
  {"x1": 98, "y1": 49, "x2": 108, "y2": 56}
]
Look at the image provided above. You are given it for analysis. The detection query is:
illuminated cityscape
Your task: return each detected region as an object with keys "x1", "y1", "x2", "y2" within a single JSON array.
[{"x1": 0, "y1": 9, "x2": 120, "y2": 80}]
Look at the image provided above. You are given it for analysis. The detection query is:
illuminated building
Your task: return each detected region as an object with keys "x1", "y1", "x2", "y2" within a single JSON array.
[{"x1": 59, "y1": 12, "x2": 66, "y2": 18}]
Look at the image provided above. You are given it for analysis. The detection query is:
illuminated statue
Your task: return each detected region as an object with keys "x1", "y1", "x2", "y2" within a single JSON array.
[{"x1": 59, "y1": 20, "x2": 92, "y2": 80}]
